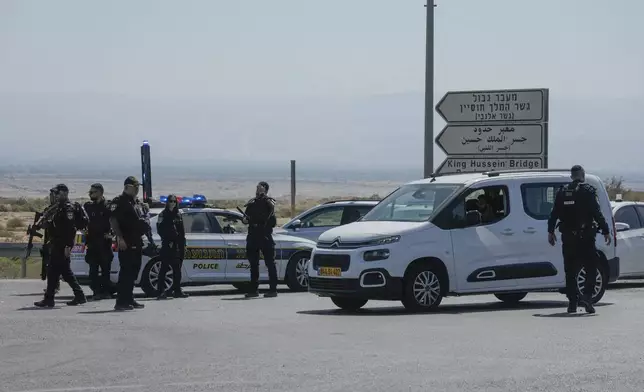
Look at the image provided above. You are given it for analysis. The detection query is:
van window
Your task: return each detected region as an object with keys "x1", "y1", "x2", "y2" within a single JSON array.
[
  {"x1": 614, "y1": 205, "x2": 642, "y2": 229},
  {"x1": 300, "y1": 206, "x2": 344, "y2": 228},
  {"x1": 361, "y1": 183, "x2": 461, "y2": 222},
  {"x1": 433, "y1": 185, "x2": 510, "y2": 229},
  {"x1": 520, "y1": 183, "x2": 561, "y2": 220}
]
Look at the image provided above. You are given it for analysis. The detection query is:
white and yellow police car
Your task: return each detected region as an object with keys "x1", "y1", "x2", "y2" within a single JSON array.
[{"x1": 70, "y1": 195, "x2": 315, "y2": 296}]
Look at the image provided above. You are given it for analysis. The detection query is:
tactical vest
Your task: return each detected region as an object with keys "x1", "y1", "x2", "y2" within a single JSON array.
[{"x1": 560, "y1": 182, "x2": 590, "y2": 233}]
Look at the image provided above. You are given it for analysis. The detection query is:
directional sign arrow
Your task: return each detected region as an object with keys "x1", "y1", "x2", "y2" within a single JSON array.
[
  {"x1": 435, "y1": 88, "x2": 547, "y2": 123},
  {"x1": 434, "y1": 124, "x2": 544, "y2": 156}
]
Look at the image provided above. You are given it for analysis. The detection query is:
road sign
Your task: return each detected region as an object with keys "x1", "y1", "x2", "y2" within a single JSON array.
[
  {"x1": 435, "y1": 124, "x2": 544, "y2": 156},
  {"x1": 435, "y1": 156, "x2": 544, "y2": 175},
  {"x1": 435, "y1": 88, "x2": 547, "y2": 123}
]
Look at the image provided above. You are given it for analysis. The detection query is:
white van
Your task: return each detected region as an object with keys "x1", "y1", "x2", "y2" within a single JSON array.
[{"x1": 307, "y1": 169, "x2": 619, "y2": 312}]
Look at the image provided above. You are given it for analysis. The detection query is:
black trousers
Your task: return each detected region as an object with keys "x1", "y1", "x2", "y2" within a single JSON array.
[
  {"x1": 44, "y1": 246, "x2": 84, "y2": 300},
  {"x1": 561, "y1": 233, "x2": 598, "y2": 302},
  {"x1": 158, "y1": 244, "x2": 183, "y2": 294},
  {"x1": 116, "y1": 247, "x2": 142, "y2": 305},
  {"x1": 86, "y1": 241, "x2": 114, "y2": 295},
  {"x1": 247, "y1": 235, "x2": 277, "y2": 292}
]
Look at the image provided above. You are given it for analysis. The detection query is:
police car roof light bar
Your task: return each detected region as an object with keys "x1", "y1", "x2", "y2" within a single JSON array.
[{"x1": 158, "y1": 194, "x2": 208, "y2": 208}]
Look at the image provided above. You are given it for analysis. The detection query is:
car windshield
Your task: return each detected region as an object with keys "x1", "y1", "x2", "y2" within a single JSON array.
[{"x1": 360, "y1": 183, "x2": 462, "y2": 222}]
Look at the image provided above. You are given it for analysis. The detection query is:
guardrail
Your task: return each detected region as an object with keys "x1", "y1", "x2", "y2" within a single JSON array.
[
  {"x1": 0, "y1": 242, "x2": 40, "y2": 258},
  {"x1": 0, "y1": 242, "x2": 42, "y2": 278}
]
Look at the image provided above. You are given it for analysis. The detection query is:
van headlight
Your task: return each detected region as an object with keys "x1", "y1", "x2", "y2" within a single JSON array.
[
  {"x1": 363, "y1": 249, "x2": 390, "y2": 262},
  {"x1": 368, "y1": 235, "x2": 401, "y2": 246}
]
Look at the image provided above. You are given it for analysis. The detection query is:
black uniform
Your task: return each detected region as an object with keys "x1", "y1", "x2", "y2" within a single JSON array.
[
  {"x1": 34, "y1": 199, "x2": 87, "y2": 307},
  {"x1": 84, "y1": 198, "x2": 115, "y2": 298},
  {"x1": 548, "y1": 179, "x2": 609, "y2": 311},
  {"x1": 39, "y1": 204, "x2": 60, "y2": 293},
  {"x1": 244, "y1": 195, "x2": 278, "y2": 296},
  {"x1": 109, "y1": 192, "x2": 150, "y2": 310},
  {"x1": 156, "y1": 207, "x2": 187, "y2": 298}
]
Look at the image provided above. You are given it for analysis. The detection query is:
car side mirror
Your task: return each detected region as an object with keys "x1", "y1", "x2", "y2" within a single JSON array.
[
  {"x1": 291, "y1": 219, "x2": 302, "y2": 230},
  {"x1": 465, "y1": 210, "x2": 482, "y2": 226},
  {"x1": 615, "y1": 222, "x2": 630, "y2": 232}
]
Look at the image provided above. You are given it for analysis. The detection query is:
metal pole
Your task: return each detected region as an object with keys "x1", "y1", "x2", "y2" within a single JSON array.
[
  {"x1": 423, "y1": 0, "x2": 435, "y2": 177},
  {"x1": 290, "y1": 160, "x2": 296, "y2": 217},
  {"x1": 21, "y1": 258, "x2": 26, "y2": 278}
]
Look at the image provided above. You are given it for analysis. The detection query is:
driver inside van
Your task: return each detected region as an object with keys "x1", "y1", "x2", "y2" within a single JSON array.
[{"x1": 477, "y1": 195, "x2": 497, "y2": 223}]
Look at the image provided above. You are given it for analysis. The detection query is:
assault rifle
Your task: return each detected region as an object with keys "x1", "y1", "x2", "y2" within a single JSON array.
[{"x1": 22, "y1": 212, "x2": 44, "y2": 279}]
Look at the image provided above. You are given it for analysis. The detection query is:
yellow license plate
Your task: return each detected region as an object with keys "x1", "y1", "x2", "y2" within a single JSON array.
[{"x1": 318, "y1": 267, "x2": 341, "y2": 277}]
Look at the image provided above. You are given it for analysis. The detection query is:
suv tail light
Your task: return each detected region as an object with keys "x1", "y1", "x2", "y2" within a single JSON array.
[{"x1": 112, "y1": 240, "x2": 118, "y2": 252}]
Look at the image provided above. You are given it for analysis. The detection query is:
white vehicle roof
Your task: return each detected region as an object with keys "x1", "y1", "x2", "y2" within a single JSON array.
[{"x1": 407, "y1": 169, "x2": 600, "y2": 187}]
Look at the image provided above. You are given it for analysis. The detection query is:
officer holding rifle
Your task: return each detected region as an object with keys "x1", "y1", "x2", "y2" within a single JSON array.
[{"x1": 241, "y1": 181, "x2": 278, "y2": 298}]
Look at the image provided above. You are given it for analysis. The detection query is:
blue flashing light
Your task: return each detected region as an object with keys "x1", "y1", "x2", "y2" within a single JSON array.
[
  {"x1": 142, "y1": 140, "x2": 149, "y2": 145},
  {"x1": 158, "y1": 194, "x2": 207, "y2": 206}
]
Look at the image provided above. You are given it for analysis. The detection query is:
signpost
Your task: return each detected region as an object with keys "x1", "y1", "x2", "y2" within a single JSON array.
[{"x1": 434, "y1": 88, "x2": 549, "y2": 175}]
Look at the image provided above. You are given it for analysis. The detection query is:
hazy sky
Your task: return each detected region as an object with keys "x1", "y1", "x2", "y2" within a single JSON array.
[{"x1": 0, "y1": 0, "x2": 642, "y2": 174}]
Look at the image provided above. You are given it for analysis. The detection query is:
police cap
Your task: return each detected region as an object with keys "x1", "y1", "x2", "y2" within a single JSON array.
[
  {"x1": 50, "y1": 183, "x2": 69, "y2": 193},
  {"x1": 124, "y1": 176, "x2": 140, "y2": 187}
]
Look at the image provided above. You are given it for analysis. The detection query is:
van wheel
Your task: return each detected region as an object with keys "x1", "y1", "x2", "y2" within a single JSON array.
[
  {"x1": 140, "y1": 258, "x2": 173, "y2": 297},
  {"x1": 331, "y1": 297, "x2": 368, "y2": 311},
  {"x1": 494, "y1": 292, "x2": 527, "y2": 303},
  {"x1": 577, "y1": 263, "x2": 607, "y2": 304},
  {"x1": 285, "y1": 251, "x2": 311, "y2": 292},
  {"x1": 401, "y1": 264, "x2": 444, "y2": 312}
]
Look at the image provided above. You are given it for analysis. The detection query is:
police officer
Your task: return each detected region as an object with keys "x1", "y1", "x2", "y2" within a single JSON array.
[
  {"x1": 108, "y1": 176, "x2": 149, "y2": 311},
  {"x1": 40, "y1": 188, "x2": 60, "y2": 294},
  {"x1": 548, "y1": 165, "x2": 611, "y2": 314},
  {"x1": 34, "y1": 184, "x2": 87, "y2": 307},
  {"x1": 84, "y1": 183, "x2": 116, "y2": 300},
  {"x1": 156, "y1": 194, "x2": 188, "y2": 299},
  {"x1": 242, "y1": 181, "x2": 278, "y2": 298}
]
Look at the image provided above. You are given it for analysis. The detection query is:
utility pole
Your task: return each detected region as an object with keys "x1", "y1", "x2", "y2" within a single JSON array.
[{"x1": 423, "y1": 0, "x2": 436, "y2": 177}]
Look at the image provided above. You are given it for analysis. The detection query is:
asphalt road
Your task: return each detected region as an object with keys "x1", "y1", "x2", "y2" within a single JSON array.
[{"x1": 2, "y1": 280, "x2": 644, "y2": 392}]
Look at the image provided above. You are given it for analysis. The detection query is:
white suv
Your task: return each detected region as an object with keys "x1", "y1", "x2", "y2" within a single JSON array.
[
  {"x1": 611, "y1": 199, "x2": 644, "y2": 279},
  {"x1": 307, "y1": 169, "x2": 619, "y2": 312},
  {"x1": 281, "y1": 200, "x2": 379, "y2": 242}
]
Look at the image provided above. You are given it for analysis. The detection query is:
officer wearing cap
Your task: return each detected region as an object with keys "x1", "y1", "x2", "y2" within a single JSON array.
[
  {"x1": 34, "y1": 184, "x2": 87, "y2": 308},
  {"x1": 108, "y1": 176, "x2": 149, "y2": 311},
  {"x1": 242, "y1": 181, "x2": 278, "y2": 298},
  {"x1": 84, "y1": 183, "x2": 116, "y2": 300},
  {"x1": 548, "y1": 165, "x2": 611, "y2": 314}
]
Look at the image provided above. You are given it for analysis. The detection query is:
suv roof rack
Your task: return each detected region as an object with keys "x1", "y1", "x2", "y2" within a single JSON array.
[
  {"x1": 483, "y1": 169, "x2": 571, "y2": 177},
  {"x1": 322, "y1": 199, "x2": 379, "y2": 204}
]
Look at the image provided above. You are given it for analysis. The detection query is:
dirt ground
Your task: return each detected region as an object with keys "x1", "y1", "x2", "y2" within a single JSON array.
[{"x1": 0, "y1": 212, "x2": 38, "y2": 243}]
